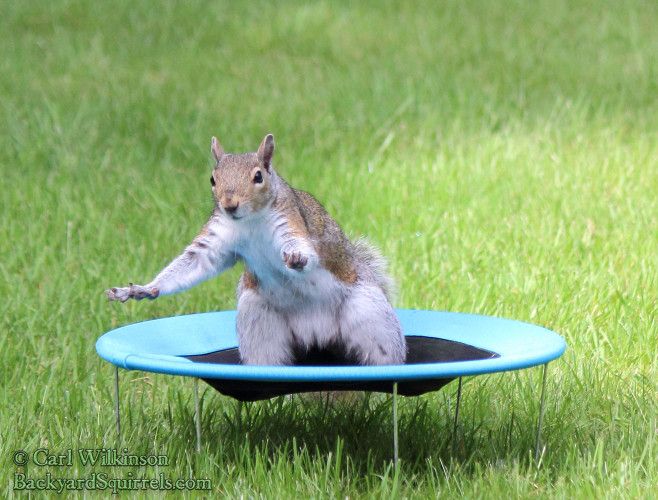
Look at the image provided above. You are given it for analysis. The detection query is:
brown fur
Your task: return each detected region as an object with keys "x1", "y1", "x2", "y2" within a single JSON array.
[
  {"x1": 211, "y1": 153, "x2": 272, "y2": 213},
  {"x1": 241, "y1": 270, "x2": 259, "y2": 290},
  {"x1": 274, "y1": 184, "x2": 358, "y2": 284}
]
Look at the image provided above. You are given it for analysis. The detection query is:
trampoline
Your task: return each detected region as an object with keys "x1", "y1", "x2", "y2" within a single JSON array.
[{"x1": 97, "y1": 309, "x2": 566, "y2": 463}]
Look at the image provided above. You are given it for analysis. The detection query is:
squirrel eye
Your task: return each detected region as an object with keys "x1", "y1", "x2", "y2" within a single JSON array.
[
  {"x1": 253, "y1": 171, "x2": 263, "y2": 184},
  {"x1": 210, "y1": 175, "x2": 215, "y2": 187}
]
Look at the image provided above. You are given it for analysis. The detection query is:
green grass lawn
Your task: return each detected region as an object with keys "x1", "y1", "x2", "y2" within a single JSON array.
[{"x1": 1, "y1": 0, "x2": 656, "y2": 497}]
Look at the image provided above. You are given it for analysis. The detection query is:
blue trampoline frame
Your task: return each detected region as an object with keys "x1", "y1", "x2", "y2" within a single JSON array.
[{"x1": 97, "y1": 309, "x2": 566, "y2": 464}]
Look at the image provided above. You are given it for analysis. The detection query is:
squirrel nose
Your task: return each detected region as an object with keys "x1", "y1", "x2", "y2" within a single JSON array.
[{"x1": 223, "y1": 203, "x2": 239, "y2": 214}]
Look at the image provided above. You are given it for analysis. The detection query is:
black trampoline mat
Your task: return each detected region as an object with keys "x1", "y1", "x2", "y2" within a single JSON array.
[{"x1": 185, "y1": 336, "x2": 499, "y2": 402}]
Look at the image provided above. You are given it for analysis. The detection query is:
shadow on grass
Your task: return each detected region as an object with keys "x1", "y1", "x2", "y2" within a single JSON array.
[{"x1": 169, "y1": 375, "x2": 546, "y2": 476}]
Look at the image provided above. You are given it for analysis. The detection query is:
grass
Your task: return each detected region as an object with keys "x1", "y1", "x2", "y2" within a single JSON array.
[{"x1": 1, "y1": 0, "x2": 656, "y2": 497}]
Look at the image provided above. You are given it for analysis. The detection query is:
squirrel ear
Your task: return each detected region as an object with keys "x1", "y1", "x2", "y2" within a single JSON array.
[
  {"x1": 211, "y1": 136, "x2": 224, "y2": 163},
  {"x1": 257, "y1": 134, "x2": 275, "y2": 171}
]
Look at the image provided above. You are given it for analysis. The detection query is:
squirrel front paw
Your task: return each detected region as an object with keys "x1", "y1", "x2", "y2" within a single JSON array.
[
  {"x1": 106, "y1": 284, "x2": 159, "y2": 302},
  {"x1": 283, "y1": 251, "x2": 308, "y2": 271}
]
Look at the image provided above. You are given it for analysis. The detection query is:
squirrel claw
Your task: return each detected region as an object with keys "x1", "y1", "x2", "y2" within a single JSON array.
[
  {"x1": 283, "y1": 251, "x2": 308, "y2": 271},
  {"x1": 106, "y1": 287, "x2": 129, "y2": 302}
]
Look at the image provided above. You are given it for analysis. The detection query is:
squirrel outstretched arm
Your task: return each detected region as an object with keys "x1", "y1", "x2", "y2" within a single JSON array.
[
  {"x1": 106, "y1": 214, "x2": 237, "y2": 302},
  {"x1": 106, "y1": 209, "x2": 319, "y2": 302}
]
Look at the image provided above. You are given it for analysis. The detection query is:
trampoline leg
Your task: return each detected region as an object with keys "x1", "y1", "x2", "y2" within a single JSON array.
[
  {"x1": 534, "y1": 363, "x2": 549, "y2": 462},
  {"x1": 392, "y1": 382, "x2": 399, "y2": 467},
  {"x1": 194, "y1": 378, "x2": 202, "y2": 453},
  {"x1": 114, "y1": 366, "x2": 121, "y2": 438},
  {"x1": 452, "y1": 376, "x2": 463, "y2": 451}
]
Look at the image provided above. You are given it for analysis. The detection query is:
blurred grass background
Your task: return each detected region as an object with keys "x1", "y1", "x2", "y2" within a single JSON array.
[{"x1": 1, "y1": 0, "x2": 656, "y2": 497}]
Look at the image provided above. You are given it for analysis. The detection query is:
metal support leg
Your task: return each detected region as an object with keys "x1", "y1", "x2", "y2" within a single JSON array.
[
  {"x1": 392, "y1": 382, "x2": 399, "y2": 467},
  {"x1": 452, "y1": 376, "x2": 463, "y2": 451},
  {"x1": 534, "y1": 363, "x2": 549, "y2": 462},
  {"x1": 194, "y1": 378, "x2": 202, "y2": 453},
  {"x1": 114, "y1": 366, "x2": 121, "y2": 438}
]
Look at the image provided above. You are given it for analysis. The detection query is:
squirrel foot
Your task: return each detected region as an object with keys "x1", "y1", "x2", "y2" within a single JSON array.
[
  {"x1": 283, "y1": 251, "x2": 308, "y2": 271},
  {"x1": 106, "y1": 283, "x2": 159, "y2": 302}
]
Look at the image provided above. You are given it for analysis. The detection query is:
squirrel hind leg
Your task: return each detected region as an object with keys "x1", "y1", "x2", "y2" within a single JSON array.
[
  {"x1": 339, "y1": 284, "x2": 407, "y2": 365},
  {"x1": 236, "y1": 289, "x2": 295, "y2": 366}
]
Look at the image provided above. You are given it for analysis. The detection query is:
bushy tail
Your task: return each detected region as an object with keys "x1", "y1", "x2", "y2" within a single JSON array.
[{"x1": 352, "y1": 237, "x2": 397, "y2": 301}]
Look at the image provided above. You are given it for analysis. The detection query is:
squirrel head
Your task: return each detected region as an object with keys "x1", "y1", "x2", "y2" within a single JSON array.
[{"x1": 209, "y1": 134, "x2": 276, "y2": 220}]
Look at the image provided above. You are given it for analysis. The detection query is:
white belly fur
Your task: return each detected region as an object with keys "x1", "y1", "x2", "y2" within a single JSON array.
[{"x1": 232, "y1": 212, "x2": 349, "y2": 348}]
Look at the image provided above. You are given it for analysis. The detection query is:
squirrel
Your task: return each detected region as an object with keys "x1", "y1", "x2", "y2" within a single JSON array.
[{"x1": 106, "y1": 134, "x2": 406, "y2": 366}]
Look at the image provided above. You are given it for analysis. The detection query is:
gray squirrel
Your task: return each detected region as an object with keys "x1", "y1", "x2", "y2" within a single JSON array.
[{"x1": 106, "y1": 135, "x2": 406, "y2": 365}]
